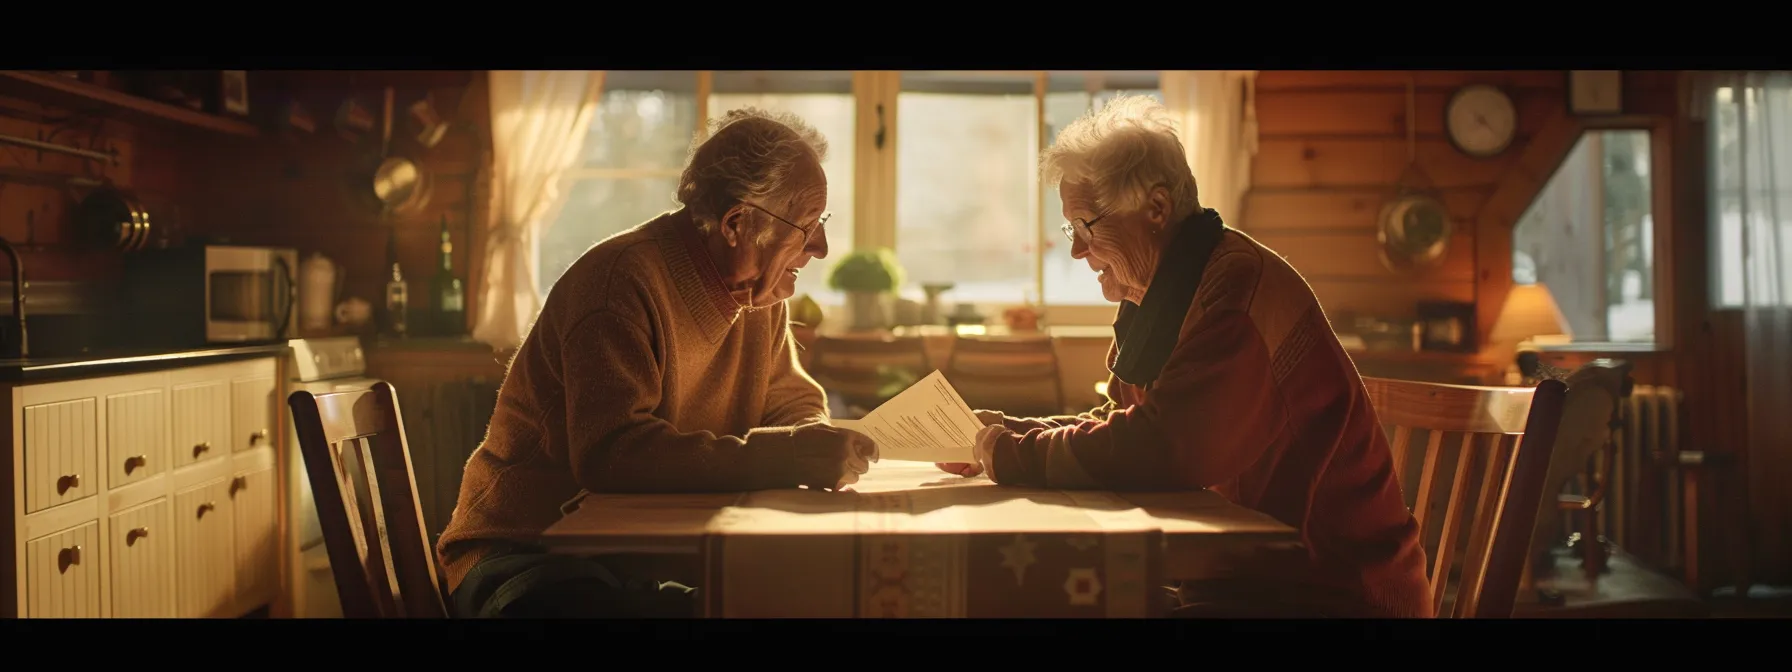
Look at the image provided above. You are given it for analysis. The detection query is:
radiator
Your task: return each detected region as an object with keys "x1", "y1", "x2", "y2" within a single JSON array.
[
  {"x1": 1616, "y1": 384, "x2": 1684, "y2": 566},
  {"x1": 393, "y1": 377, "x2": 504, "y2": 547}
]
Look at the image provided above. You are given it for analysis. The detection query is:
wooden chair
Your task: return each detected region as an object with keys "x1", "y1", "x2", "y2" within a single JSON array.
[
  {"x1": 1363, "y1": 377, "x2": 1567, "y2": 618},
  {"x1": 806, "y1": 335, "x2": 932, "y2": 413},
  {"x1": 943, "y1": 335, "x2": 1065, "y2": 417},
  {"x1": 288, "y1": 382, "x2": 448, "y2": 619},
  {"x1": 1534, "y1": 360, "x2": 1629, "y2": 585}
]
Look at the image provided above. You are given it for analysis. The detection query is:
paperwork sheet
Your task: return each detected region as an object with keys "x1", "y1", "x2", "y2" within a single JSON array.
[{"x1": 832, "y1": 370, "x2": 984, "y2": 463}]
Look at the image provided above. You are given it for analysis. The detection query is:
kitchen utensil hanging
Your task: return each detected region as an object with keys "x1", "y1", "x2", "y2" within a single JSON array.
[
  {"x1": 1376, "y1": 76, "x2": 1453, "y2": 273},
  {"x1": 72, "y1": 181, "x2": 152, "y2": 253},
  {"x1": 353, "y1": 86, "x2": 433, "y2": 219}
]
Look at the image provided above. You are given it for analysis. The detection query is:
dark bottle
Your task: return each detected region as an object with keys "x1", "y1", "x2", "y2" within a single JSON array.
[
  {"x1": 432, "y1": 216, "x2": 466, "y2": 336},
  {"x1": 383, "y1": 229, "x2": 408, "y2": 338}
]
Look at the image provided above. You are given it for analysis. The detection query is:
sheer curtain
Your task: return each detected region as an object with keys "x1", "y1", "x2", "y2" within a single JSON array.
[
  {"x1": 1702, "y1": 71, "x2": 1792, "y2": 584},
  {"x1": 1158, "y1": 71, "x2": 1259, "y2": 223},
  {"x1": 472, "y1": 70, "x2": 606, "y2": 350}
]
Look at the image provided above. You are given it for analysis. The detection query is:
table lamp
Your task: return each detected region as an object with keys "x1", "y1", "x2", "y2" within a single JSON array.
[{"x1": 1490, "y1": 282, "x2": 1572, "y2": 384}]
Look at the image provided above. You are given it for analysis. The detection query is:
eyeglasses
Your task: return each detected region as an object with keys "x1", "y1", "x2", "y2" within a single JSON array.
[
  {"x1": 1060, "y1": 213, "x2": 1108, "y2": 243},
  {"x1": 743, "y1": 202, "x2": 830, "y2": 243}
]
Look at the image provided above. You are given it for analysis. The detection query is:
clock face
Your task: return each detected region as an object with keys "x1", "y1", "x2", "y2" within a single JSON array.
[{"x1": 1446, "y1": 85, "x2": 1517, "y2": 158}]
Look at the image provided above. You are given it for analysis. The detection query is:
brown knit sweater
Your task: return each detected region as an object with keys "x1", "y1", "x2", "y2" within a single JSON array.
[{"x1": 435, "y1": 214, "x2": 829, "y2": 592}]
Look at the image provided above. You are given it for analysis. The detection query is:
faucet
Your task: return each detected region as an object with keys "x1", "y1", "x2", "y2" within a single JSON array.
[{"x1": 0, "y1": 236, "x2": 25, "y2": 359}]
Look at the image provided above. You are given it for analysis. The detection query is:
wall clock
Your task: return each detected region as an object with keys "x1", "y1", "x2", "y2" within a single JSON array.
[
  {"x1": 1445, "y1": 84, "x2": 1517, "y2": 159},
  {"x1": 1568, "y1": 70, "x2": 1623, "y2": 115}
]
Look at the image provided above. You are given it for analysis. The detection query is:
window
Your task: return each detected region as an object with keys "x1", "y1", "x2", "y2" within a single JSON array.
[
  {"x1": 539, "y1": 71, "x2": 699, "y2": 293},
  {"x1": 1709, "y1": 83, "x2": 1792, "y2": 309},
  {"x1": 710, "y1": 71, "x2": 856, "y2": 305},
  {"x1": 896, "y1": 72, "x2": 1039, "y2": 304},
  {"x1": 1510, "y1": 129, "x2": 1656, "y2": 343},
  {"x1": 535, "y1": 70, "x2": 1164, "y2": 325}
]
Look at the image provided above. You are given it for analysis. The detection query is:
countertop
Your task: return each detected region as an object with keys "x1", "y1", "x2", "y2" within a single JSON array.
[{"x1": 0, "y1": 343, "x2": 290, "y2": 383}]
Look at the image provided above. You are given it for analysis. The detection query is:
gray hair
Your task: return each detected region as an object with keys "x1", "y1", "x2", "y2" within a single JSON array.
[
  {"x1": 679, "y1": 107, "x2": 829, "y2": 245},
  {"x1": 1039, "y1": 94, "x2": 1201, "y2": 220}
]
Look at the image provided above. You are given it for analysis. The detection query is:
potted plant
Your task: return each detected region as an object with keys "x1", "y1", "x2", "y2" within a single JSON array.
[{"x1": 827, "y1": 248, "x2": 905, "y2": 331}]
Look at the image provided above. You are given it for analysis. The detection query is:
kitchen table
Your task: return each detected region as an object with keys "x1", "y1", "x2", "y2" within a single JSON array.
[{"x1": 535, "y1": 460, "x2": 1301, "y2": 618}]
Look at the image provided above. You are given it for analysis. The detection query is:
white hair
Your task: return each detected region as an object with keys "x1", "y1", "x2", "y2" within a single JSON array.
[
  {"x1": 1039, "y1": 94, "x2": 1201, "y2": 219},
  {"x1": 679, "y1": 107, "x2": 828, "y2": 246}
]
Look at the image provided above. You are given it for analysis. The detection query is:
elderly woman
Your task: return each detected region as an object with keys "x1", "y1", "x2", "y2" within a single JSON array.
[
  {"x1": 438, "y1": 108, "x2": 878, "y2": 618},
  {"x1": 941, "y1": 95, "x2": 1431, "y2": 618}
]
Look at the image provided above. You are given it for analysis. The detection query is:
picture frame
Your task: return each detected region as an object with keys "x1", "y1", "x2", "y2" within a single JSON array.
[
  {"x1": 220, "y1": 70, "x2": 250, "y2": 116},
  {"x1": 1567, "y1": 70, "x2": 1623, "y2": 116},
  {"x1": 1416, "y1": 300, "x2": 1477, "y2": 353}
]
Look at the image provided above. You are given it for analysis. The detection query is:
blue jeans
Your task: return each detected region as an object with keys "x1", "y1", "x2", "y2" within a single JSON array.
[{"x1": 451, "y1": 543, "x2": 697, "y2": 618}]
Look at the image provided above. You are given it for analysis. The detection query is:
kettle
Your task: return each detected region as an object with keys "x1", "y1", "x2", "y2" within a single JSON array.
[{"x1": 298, "y1": 253, "x2": 342, "y2": 333}]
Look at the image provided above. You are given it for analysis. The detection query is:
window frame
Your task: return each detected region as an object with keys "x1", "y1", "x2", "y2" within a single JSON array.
[
  {"x1": 1511, "y1": 127, "x2": 1662, "y2": 345},
  {"x1": 1504, "y1": 114, "x2": 1676, "y2": 353},
  {"x1": 546, "y1": 70, "x2": 1163, "y2": 327}
]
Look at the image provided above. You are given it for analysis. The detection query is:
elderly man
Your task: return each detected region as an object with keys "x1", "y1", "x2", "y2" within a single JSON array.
[
  {"x1": 942, "y1": 95, "x2": 1432, "y2": 618},
  {"x1": 437, "y1": 108, "x2": 878, "y2": 618}
]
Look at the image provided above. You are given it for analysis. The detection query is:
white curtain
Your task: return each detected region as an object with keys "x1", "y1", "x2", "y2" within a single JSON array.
[
  {"x1": 1159, "y1": 71, "x2": 1260, "y2": 224},
  {"x1": 1701, "y1": 71, "x2": 1792, "y2": 584},
  {"x1": 472, "y1": 70, "x2": 606, "y2": 350}
]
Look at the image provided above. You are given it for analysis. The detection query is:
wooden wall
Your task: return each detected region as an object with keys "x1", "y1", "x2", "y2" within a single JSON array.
[
  {"x1": 0, "y1": 86, "x2": 154, "y2": 285},
  {"x1": 1244, "y1": 70, "x2": 1567, "y2": 323},
  {"x1": 179, "y1": 70, "x2": 490, "y2": 333},
  {"x1": 0, "y1": 71, "x2": 491, "y2": 338}
]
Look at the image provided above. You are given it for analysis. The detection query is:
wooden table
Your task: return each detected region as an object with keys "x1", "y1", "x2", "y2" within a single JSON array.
[{"x1": 535, "y1": 460, "x2": 1300, "y2": 618}]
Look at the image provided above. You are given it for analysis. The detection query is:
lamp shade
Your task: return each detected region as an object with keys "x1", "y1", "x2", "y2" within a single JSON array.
[{"x1": 1491, "y1": 282, "x2": 1573, "y2": 344}]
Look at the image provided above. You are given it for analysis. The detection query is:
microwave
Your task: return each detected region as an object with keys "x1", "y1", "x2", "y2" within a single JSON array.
[{"x1": 120, "y1": 245, "x2": 298, "y2": 347}]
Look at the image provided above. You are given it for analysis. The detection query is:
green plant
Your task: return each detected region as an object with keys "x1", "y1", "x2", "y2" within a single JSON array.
[{"x1": 827, "y1": 248, "x2": 905, "y2": 294}]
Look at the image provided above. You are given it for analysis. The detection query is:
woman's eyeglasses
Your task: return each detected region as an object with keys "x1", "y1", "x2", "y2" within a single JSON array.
[{"x1": 1060, "y1": 213, "x2": 1108, "y2": 243}]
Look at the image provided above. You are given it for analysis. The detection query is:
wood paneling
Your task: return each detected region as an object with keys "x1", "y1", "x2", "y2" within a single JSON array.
[
  {"x1": 1255, "y1": 89, "x2": 1560, "y2": 140},
  {"x1": 174, "y1": 71, "x2": 488, "y2": 337},
  {"x1": 1244, "y1": 71, "x2": 1570, "y2": 332},
  {"x1": 1245, "y1": 186, "x2": 1491, "y2": 232},
  {"x1": 1255, "y1": 71, "x2": 1566, "y2": 92},
  {"x1": 0, "y1": 71, "x2": 489, "y2": 333}
]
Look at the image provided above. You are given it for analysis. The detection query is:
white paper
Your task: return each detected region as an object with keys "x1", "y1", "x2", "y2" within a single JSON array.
[{"x1": 832, "y1": 370, "x2": 984, "y2": 463}]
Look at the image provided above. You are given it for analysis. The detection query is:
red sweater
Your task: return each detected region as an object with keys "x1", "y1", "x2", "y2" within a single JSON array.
[{"x1": 987, "y1": 229, "x2": 1433, "y2": 618}]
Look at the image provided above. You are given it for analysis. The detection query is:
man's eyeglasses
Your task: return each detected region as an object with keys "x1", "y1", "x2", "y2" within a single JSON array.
[
  {"x1": 743, "y1": 202, "x2": 829, "y2": 242},
  {"x1": 1060, "y1": 213, "x2": 1108, "y2": 243}
]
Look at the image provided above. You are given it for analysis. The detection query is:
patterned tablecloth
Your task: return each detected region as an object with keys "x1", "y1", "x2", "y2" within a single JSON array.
[{"x1": 542, "y1": 460, "x2": 1298, "y2": 618}]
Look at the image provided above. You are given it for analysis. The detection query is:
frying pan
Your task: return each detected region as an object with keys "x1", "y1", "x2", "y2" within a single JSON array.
[
  {"x1": 73, "y1": 183, "x2": 152, "y2": 253},
  {"x1": 356, "y1": 86, "x2": 432, "y2": 217}
]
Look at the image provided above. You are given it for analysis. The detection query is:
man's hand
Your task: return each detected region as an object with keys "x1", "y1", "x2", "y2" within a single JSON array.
[
  {"x1": 937, "y1": 410, "x2": 1006, "y2": 476},
  {"x1": 789, "y1": 422, "x2": 879, "y2": 490}
]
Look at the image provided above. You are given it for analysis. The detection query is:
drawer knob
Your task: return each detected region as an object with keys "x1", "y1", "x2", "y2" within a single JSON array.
[
  {"x1": 58, "y1": 545, "x2": 81, "y2": 573},
  {"x1": 193, "y1": 442, "x2": 211, "y2": 458},
  {"x1": 197, "y1": 502, "x2": 216, "y2": 519},
  {"x1": 56, "y1": 473, "x2": 80, "y2": 494},
  {"x1": 126, "y1": 527, "x2": 150, "y2": 546},
  {"x1": 124, "y1": 455, "x2": 148, "y2": 474},
  {"x1": 229, "y1": 476, "x2": 248, "y2": 496},
  {"x1": 251, "y1": 429, "x2": 268, "y2": 444}
]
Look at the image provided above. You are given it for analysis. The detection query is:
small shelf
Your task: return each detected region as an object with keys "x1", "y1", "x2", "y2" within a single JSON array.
[{"x1": 0, "y1": 71, "x2": 261, "y2": 138}]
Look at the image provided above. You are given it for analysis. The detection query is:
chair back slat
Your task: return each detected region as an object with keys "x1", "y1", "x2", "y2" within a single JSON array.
[
  {"x1": 1362, "y1": 377, "x2": 1567, "y2": 617},
  {"x1": 807, "y1": 335, "x2": 932, "y2": 409},
  {"x1": 944, "y1": 336, "x2": 1064, "y2": 417},
  {"x1": 289, "y1": 382, "x2": 447, "y2": 619}
]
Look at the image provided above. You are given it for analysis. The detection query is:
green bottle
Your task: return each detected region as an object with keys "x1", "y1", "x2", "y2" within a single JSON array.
[{"x1": 432, "y1": 216, "x2": 465, "y2": 336}]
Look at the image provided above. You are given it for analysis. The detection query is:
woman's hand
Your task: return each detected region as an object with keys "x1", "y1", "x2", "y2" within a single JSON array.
[
  {"x1": 970, "y1": 423, "x2": 1015, "y2": 483},
  {"x1": 937, "y1": 410, "x2": 1007, "y2": 476}
]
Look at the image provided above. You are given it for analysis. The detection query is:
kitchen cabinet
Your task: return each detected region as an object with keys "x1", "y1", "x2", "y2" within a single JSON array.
[{"x1": 4, "y1": 354, "x2": 285, "y2": 618}]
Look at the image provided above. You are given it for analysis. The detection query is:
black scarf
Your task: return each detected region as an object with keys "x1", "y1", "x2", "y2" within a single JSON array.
[{"x1": 1110, "y1": 208, "x2": 1228, "y2": 387}]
